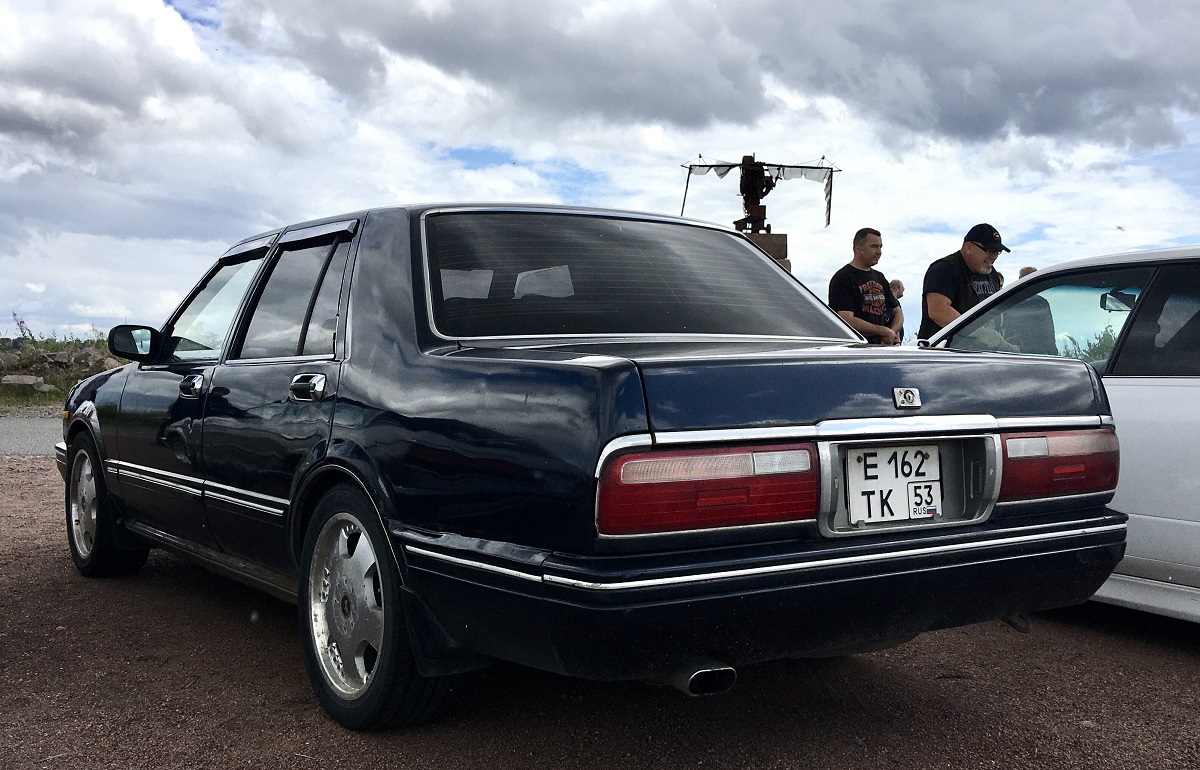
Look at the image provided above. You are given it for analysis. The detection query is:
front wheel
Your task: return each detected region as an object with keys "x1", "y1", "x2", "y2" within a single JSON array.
[
  {"x1": 299, "y1": 484, "x2": 458, "y2": 729},
  {"x1": 65, "y1": 434, "x2": 149, "y2": 577}
]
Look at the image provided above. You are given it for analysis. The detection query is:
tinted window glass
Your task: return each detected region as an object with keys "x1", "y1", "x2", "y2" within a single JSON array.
[
  {"x1": 237, "y1": 242, "x2": 334, "y2": 359},
  {"x1": 941, "y1": 266, "x2": 1155, "y2": 374},
  {"x1": 301, "y1": 240, "x2": 350, "y2": 356},
  {"x1": 1111, "y1": 263, "x2": 1200, "y2": 376},
  {"x1": 166, "y1": 255, "x2": 265, "y2": 362},
  {"x1": 425, "y1": 212, "x2": 851, "y2": 338}
]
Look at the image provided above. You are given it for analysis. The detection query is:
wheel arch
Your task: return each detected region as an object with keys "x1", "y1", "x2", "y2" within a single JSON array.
[
  {"x1": 289, "y1": 450, "x2": 489, "y2": 678},
  {"x1": 288, "y1": 456, "x2": 398, "y2": 572},
  {"x1": 65, "y1": 402, "x2": 107, "y2": 475}
]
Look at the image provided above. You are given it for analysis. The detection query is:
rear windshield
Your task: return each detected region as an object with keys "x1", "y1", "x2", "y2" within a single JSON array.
[{"x1": 424, "y1": 211, "x2": 852, "y2": 339}]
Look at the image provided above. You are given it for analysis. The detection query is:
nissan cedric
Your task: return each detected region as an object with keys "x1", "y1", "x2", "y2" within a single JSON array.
[{"x1": 58, "y1": 204, "x2": 1126, "y2": 729}]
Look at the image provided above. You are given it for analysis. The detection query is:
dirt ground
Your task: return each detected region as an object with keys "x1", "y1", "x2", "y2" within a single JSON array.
[{"x1": 3, "y1": 455, "x2": 1200, "y2": 770}]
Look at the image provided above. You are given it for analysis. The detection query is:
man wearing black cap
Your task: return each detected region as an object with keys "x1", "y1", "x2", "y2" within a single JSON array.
[{"x1": 917, "y1": 223, "x2": 1010, "y2": 339}]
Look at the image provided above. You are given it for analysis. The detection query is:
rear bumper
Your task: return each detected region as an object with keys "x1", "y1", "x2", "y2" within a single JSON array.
[{"x1": 395, "y1": 510, "x2": 1126, "y2": 681}]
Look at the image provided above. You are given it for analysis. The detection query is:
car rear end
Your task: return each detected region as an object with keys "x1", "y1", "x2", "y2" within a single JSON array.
[
  {"x1": 397, "y1": 345, "x2": 1124, "y2": 682},
  {"x1": 389, "y1": 206, "x2": 1125, "y2": 686}
]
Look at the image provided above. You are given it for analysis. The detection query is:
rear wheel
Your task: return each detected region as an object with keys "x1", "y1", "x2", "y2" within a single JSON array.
[
  {"x1": 65, "y1": 434, "x2": 149, "y2": 577},
  {"x1": 299, "y1": 484, "x2": 458, "y2": 729}
]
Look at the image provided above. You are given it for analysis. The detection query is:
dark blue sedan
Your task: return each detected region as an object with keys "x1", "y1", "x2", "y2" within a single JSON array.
[{"x1": 58, "y1": 204, "x2": 1125, "y2": 729}]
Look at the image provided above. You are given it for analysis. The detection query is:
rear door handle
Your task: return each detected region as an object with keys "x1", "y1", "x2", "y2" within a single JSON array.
[
  {"x1": 289, "y1": 373, "x2": 328, "y2": 402},
  {"x1": 178, "y1": 374, "x2": 205, "y2": 399}
]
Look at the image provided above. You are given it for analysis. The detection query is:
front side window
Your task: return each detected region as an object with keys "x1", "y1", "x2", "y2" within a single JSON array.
[
  {"x1": 165, "y1": 255, "x2": 265, "y2": 362},
  {"x1": 1111, "y1": 263, "x2": 1200, "y2": 376},
  {"x1": 424, "y1": 212, "x2": 853, "y2": 339},
  {"x1": 942, "y1": 266, "x2": 1155, "y2": 374}
]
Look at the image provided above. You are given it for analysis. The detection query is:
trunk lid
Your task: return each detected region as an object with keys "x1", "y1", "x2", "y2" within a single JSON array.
[{"x1": 456, "y1": 339, "x2": 1106, "y2": 433}]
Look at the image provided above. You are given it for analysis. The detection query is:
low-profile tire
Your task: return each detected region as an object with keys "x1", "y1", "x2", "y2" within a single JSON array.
[
  {"x1": 65, "y1": 434, "x2": 149, "y2": 577},
  {"x1": 299, "y1": 484, "x2": 459, "y2": 730}
]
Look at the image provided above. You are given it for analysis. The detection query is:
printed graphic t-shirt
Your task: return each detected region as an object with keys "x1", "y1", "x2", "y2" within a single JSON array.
[{"x1": 828, "y1": 264, "x2": 900, "y2": 343}]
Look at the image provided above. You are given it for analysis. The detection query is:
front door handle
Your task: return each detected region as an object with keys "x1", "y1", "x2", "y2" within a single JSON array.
[
  {"x1": 178, "y1": 374, "x2": 205, "y2": 399},
  {"x1": 289, "y1": 373, "x2": 328, "y2": 402}
]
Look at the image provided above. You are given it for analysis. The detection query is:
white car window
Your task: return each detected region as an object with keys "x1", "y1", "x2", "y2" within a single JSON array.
[
  {"x1": 1111, "y1": 263, "x2": 1200, "y2": 377},
  {"x1": 942, "y1": 266, "x2": 1155, "y2": 374}
]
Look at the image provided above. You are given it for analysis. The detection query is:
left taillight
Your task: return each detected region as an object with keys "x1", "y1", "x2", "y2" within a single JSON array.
[
  {"x1": 596, "y1": 443, "x2": 820, "y2": 536},
  {"x1": 997, "y1": 428, "x2": 1119, "y2": 502}
]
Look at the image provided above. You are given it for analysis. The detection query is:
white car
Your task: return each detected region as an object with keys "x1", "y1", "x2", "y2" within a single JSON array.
[{"x1": 928, "y1": 246, "x2": 1200, "y2": 622}]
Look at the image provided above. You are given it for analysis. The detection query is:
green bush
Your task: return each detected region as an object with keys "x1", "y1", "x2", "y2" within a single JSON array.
[{"x1": 0, "y1": 316, "x2": 119, "y2": 410}]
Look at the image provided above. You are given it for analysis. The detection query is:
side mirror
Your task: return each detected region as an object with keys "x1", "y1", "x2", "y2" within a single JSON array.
[{"x1": 108, "y1": 325, "x2": 161, "y2": 363}]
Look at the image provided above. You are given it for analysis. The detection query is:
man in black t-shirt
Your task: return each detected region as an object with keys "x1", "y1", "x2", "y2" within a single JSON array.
[
  {"x1": 828, "y1": 228, "x2": 903, "y2": 345},
  {"x1": 917, "y1": 223, "x2": 1009, "y2": 340}
]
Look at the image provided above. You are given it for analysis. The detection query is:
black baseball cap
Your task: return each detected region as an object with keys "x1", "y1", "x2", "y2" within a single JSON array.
[{"x1": 964, "y1": 223, "x2": 1010, "y2": 253}]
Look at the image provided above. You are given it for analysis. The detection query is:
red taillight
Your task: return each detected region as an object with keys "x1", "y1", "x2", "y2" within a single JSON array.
[
  {"x1": 998, "y1": 428, "x2": 1119, "y2": 502},
  {"x1": 596, "y1": 444, "x2": 820, "y2": 536}
]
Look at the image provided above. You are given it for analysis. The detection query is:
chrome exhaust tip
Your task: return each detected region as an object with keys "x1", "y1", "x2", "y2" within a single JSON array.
[{"x1": 667, "y1": 658, "x2": 737, "y2": 696}]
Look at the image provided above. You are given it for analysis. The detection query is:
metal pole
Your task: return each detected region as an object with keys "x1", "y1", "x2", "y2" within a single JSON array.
[{"x1": 680, "y1": 168, "x2": 692, "y2": 217}]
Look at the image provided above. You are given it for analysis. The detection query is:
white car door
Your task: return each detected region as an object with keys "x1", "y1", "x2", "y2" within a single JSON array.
[{"x1": 1101, "y1": 262, "x2": 1200, "y2": 602}]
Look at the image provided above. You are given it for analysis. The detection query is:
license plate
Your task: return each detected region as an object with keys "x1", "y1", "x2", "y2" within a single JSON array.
[{"x1": 846, "y1": 444, "x2": 942, "y2": 525}]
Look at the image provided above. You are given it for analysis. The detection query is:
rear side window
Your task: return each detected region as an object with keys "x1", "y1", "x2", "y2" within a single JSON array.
[
  {"x1": 235, "y1": 239, "x2": 345, "y2": 360},
  {"x1": 424, "y1": 212, "x2": 851, "y2": 338},
  {"x1": 301, "y1": 240, "x2": 351, "y2": 356},
  {"x1": 1111, "y1": 263, "x2": 1200, "y2": 376}
]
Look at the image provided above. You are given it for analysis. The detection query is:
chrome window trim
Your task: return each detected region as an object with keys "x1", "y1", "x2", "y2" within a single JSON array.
[
  {"x1": 225, "y1": 353, "x2": 337, "y2": 365},
  {"x1": 403, "y1": 519, "x2": 1125, "y2": 592}
]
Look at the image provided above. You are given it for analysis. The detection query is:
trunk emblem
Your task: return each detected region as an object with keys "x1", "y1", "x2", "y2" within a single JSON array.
[{"x1": 893, "y1": 388, "x2": 922, "y2": 409}]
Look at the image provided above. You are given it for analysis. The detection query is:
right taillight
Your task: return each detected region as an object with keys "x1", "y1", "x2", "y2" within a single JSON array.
[{"x1": 997, "y1": 428, "x2": 1119, "y2": 502}]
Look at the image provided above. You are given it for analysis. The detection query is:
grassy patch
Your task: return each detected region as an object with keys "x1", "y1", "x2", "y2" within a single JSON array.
[{"x1": 0, "y1": 325, "x2": 120, "y2": 412}]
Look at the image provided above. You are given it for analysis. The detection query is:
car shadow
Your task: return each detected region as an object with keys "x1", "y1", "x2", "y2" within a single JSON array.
[{"x1": 1036, "y1": 600, "x2": 1200, "y2": 653}]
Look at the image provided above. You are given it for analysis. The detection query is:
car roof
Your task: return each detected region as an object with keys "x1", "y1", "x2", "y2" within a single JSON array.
[
  {"x1": 220, "y1": 203, "x2": 733, "y2": 256},
  {"x1": 927, "y1": 244, "x2": 1200, "y2": 343},
  {"x1": 1024, "y1": 244, "x2": 1200, "y2": 273}
]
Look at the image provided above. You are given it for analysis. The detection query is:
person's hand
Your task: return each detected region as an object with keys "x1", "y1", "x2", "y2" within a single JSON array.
[
  {"x1": 879, "y1": 328, "x2": 900, "y2": 346},
  {"x1": 973, "y1": 327, "x2": 1019, "y2": 352}
]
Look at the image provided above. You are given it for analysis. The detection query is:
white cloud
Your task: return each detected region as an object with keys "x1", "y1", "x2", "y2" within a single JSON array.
[{"x1": 0, "y1": 0, "x2": 1196, "y2": 337}]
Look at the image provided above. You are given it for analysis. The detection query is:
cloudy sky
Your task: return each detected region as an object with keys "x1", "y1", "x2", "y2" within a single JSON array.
[{"x1": 3, "y1": 0, "x2": 1199, "y2": 339}]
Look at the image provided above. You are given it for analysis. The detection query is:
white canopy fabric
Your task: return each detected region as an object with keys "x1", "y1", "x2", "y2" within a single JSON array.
[{"x1": 680, "y1": 156, "x2": 840, "y2": 226}]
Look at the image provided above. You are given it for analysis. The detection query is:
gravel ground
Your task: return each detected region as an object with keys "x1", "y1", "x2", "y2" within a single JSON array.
[
  {"x1": 0, "y1": 416, "x2": 61, "y2": 456},
  {"x1": 3, "y1": 456, "x2": 1199, "y2": 770},
  {"x1": 0, "y1": 405, "x2": 62, "y2": 419}
]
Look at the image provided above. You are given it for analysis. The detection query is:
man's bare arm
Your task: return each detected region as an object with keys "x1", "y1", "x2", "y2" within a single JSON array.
[{"x1": 925, "y1": 293, "x2": 959, "y2": 330}]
